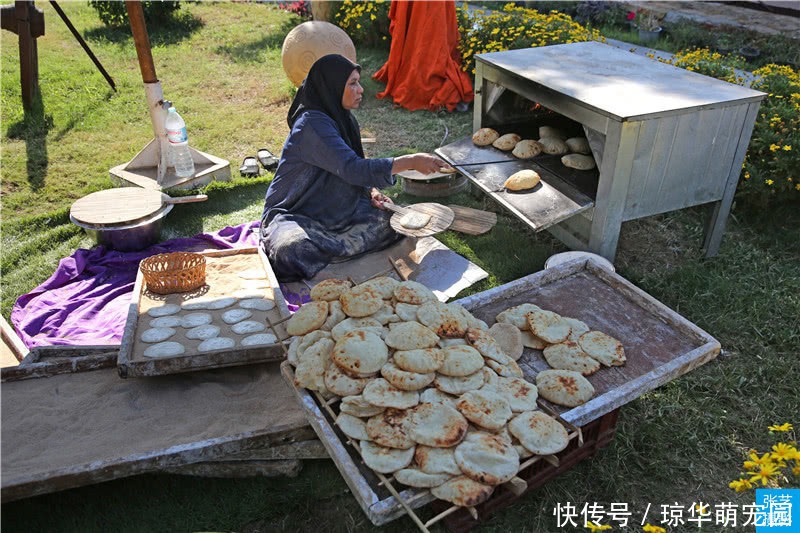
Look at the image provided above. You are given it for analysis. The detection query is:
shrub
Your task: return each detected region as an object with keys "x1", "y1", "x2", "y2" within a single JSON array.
[
  {"x1": 88, "y1": 1, "x2": 181, "y2": 27},
  {"x1": 278, "y1": 1, "x2": 310, "y2": 20},
  {"x1": 333, "y1": 0, "x2": 391, "y2": 50},
  {"x1": 456, "y1": 3, "x2": 602, "y2": 74},
  {"x1": 574, "y1": 1, "x2": 629, "y2": 29}
]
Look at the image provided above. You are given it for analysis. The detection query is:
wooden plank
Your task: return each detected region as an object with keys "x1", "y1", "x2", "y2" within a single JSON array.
[
  {"x1": 163, "y1": 459, "x2": 303, "y2": 478},
  {"x1": 623, "y1": 118, "x2": 661, "y2": 219},
  {"x1": 2, "y1": 350, "x2": 118, "y2": 382},
  {"x1": 0, "y1": 315, "x2": 28, "y2": 365},
  {"x1": 446, "y1": 205, "x2": 497, "y2": 235},
  {"x1": 202, "y1": 440, "x2": 328, "y2": 461}
]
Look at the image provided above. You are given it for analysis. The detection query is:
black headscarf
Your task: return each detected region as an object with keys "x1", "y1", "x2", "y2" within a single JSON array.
[{"x1": 287, "y1": 54, "x2": 364, "y2": 158}]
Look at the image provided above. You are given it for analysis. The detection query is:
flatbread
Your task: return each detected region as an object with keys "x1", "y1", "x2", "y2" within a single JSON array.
[
  {"x1": 538, "y1": 136, "x2": 569, "y2": 155},
  {"x1": 143, "y1": 341, "x2": 185, "y2": 358},
  {"x1": 503, "y1": 169, "x2": 540, "y2": 191},
  {"x1": 481, "y1": 376, "x2": 538, "y2": 413},
  {"x1": 140, "y1": 327, "x2": 176, "y2": 343},
  {"x1": 454, "y1": 431, "x2": 519, "y2": 485},
  {"x1": 366, "y1": 408, "x2": 415, "y2": 449},
  {"x1": 394, "y1": 303, "x2": 419, "y2": 322},
  {"x1": 492, "y1": 133, "x2": 521, "y2": 151},
  {"x1": 181, "y1": 297, "x2": 237, "y2": 311},
  {"x1": 369, "y1": 302, "x2": 398, "y2": 325},
  {"x1": 340, "y1": 285, "x2": 383, "y2": 318},
  {"x1": 539, "y1": 126, "x2": 565, "y2": 139},
  {"x1": 384, "y1": 322, "x2": 439, "y2": 350},
  {"x1": 181, "y1": 313, "x2": 213, "y2": 328},
  {"x1": 394, "y1": 281, "x2": 437, "y2": 305},
  {"x1": 231, "y1": 320, "x2": 266, "y2": 335},
  {"x1": 286, "y1": 301, "x2": 329, "y2": 336},
  {"x1": 415, "y1": 445, "x2": 462, "y2": 475},
  {"x1": 536, "y1": 369, "x2": 594, "y2": 407},
  {"x1": 512, "y1": 139, "x2": 543, "y2": 159},
  {"x1": 565, "y1": 317, "x2": 590, "y2": 342},
  {"x1": 324, "y1": 363, "x2": 369, "y2": 396},
  {"x1": 472, "y1": 127, "x2": 499, "y2": 146},
  {"x1": 399, "y1": 210, "x2": 431, "y2": 230},
  {"x1": 484, "y1": 358, "x2": 524, "y2": 378},
  {"x1": 417, "y1": 302, "x2": 471, "y2": 338},
  {"x1": 238, "y1": 298, "x2": 276, "y2": 311},
  {"x1": 438, "y1": 338, "x2": 467, "y2": 348},
  {"x1": 358, "y1": 277, "x2": 399, "y2": 300},
  {"x1": 331, "y1": 330, "x2": 388, "y2": 377},
  {"x1": 543, "y1": 341, "x2": 601, "y2": 375},
  {"x1": 565, "y1": 137, "x2": 591, "y2": 154},
  {"x1": 310, "y1": 278, "x2": 352, "y2": 301},
  {"x1": 408, "y1": 402, "x2": 468, "y2": 447},
  {"x1": 526, "y1": 309, "x2": 571, "y2": 344},
  {"x1": 508, "y1": 410, "x2": 569, "y2": 455},
  {"x1": 185, "y1": 324, "x2": 221, "y2": 341},
  {"x1": 466, "y1": 327, "x2": 513, "y2": 364},
  {"x1": 339, "y1": 394, "x2": 385, "y2": 418},
  {"x1": 456, "y1": 389, "x2": 513, "y2": 430},
  {"x1": 360, "y1": 441, "x2": 415, "y2": 474},
  {"x1": 496, "y1": 303, "x2": 541, "y2": 330},
  {"x1": 488, "y1": 323, "x2": 524, "y2": 361},
  {"x1": 331, "y1": 317, "x2": 383, "y2": 342},
  {"x1": 197, "y1": 337, "x2": 235, "y2": 352},
  {"x1": 520, "y1": 330, "x2": 548, "y2": 350},
  {"x1": 146, "y1": 304, "x2": 181, "y2": 317},
  {"x1": 241, "y1": 333, "x2": 278, "y2": 346},
  {"x1": 393, "y1": 348, "x2": 444, "y2": 374},
  {"x1": 294, "y1": 338, "x2": 334, "y2": 392},
  {"x1": 438, "y1": 345, "x2": 484, "y2": 377},
  {"x1": 394, "y1": 468, "x2": 452, "y2": 488},
  {"x1": 431, "y1": 476, "x2": 494, "y2": 507},
  {"x1": 434, "y1": 369, "x2": 486, "y2": 395},
  {"x1": 149, "y1": 316, "x2": 182, "y2": 328},
  {"x1": 419, "y1": 388, "x2": 458, "y2": 408},
  {"x1": 320, "y1": 300, "x2": 347, "y2": 331},
  {"x1": 222, "y1": 308, "x2": 252, "y2": 324},
  {"x1": 336, "y1": 413, "x2": 371, "y2": 441},
  {"x1": 578, "y1": 331, "x2": 626, "y2": 366},
  {"x1": 381, "y1": 362, "x2": 435, "y2": 391},
  {"x1": 362, "y1": 378, "x2": 419, "y2": 409}
]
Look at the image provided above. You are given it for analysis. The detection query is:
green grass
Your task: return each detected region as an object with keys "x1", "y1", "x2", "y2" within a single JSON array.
[{"x1": 2, "y1": 3, "x2": 799, "y2": 532}]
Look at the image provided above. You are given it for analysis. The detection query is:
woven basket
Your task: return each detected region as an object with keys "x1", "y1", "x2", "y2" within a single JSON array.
[{"x1": 140, "y1": 252, "x2": 206, "y2": 295}]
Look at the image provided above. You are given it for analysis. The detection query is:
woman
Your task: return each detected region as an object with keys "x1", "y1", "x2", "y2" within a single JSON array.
[{"x1": 261, "y1": 54, "x2": 449, "y2": 281}]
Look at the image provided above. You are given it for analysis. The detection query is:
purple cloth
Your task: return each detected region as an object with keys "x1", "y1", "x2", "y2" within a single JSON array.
[{"x1": 11, "y1": 222, "x2": 263, "y2": 348}]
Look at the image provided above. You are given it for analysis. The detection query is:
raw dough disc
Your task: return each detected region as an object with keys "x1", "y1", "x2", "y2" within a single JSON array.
[
  {"x1": 143, "y1": 341, "x2": 185, "y2": 358},
  {"x1": 222, "y1": 308, "x2": 252, "y2": 324},
  {"x1": 238, "y1": 269, "x2": 267, "y2": 280},
  {"x1": 241, "y1": 333, "x2": 278, "y2": 346},
  {"x1": 239, "y1": 298, "x2": 276, "y2": 311},
  {"x1": 197, "y1": 337, "x2": 236, "y2": 352},
  {"x1": 181, "y1": 313, "x2": 213, "y2": 328},
  {"x1": 185, "y1": 324, "x2": 221, "y2": 340},
  {"x1": 232, "y1": 320, "x2": 266, "y2": 335},
  {"x1": 149, "y1": 316, "x2": 182, "y2": 328},
  {"x1": 399, "y1": 211, "x2": 431, "y2": 230},
  {"x1": 147, "y1": 304, "x2": 181, "y2": 318},
  {"x1": 140, "y1": 327, "x2": 176, "y2": 343},
  {"x1": 182, "y1": 297, "x2": 237, "y2": 311}
]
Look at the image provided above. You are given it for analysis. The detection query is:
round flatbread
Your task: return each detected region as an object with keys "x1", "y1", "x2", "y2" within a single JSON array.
[
  {"x1": 536, "y1": 369, "x2": 594, "y2": 407},
  {"x1": 366, "y1": 408, "x2": 415, "y2": 449},
  {"x1": 492, "y1": 133, "x2": 521, "y2": 151},
  {"x1": 181, "y1": 313, "x2": 213, "y2": 329},
  {"x1": 146, "y1": 304, "x2": 181, "y2": 318},
  {"x1": 431, "y1": 476, "x2": 494, "y2": 507},
  {"x1": 561, "y1": 153, "x2": 596, "y2": 170},
  {"x1": 339, "y1": 394, "x2": 385, "y2": 418},
  {"x1": 140, "y1": 327, "x2": 176, "y2": 343},
  {"x1": 512, "y1": 139, "x2": 543, "y2": 159},
  {"x1": 419, "y1": 388, "x2": 458, "y2": 408},
  {"x1": 488, "y1": 323, "x2": 524, "y2": 361},
  {"x1": 481, "y1": 376, "x2": 538, "y2": 413},
  {"x1": 508, "y1": 410, "x2": 569, "y2": 455},
  {"x1": 393, "y1": 348, "x2": 444, "y2": 374},
  {"x1": 368, "y1": 302, "x2": 398, "y2": 326},
  {"x1": 222, "y1": 308, "x2": 252, "y2": 324},
  {"x1": 143, "y1": 341, "x2": 185, "y2": 358},
  {"x1": 496, "y1": 303, "x2": 541, "y2": 330},
  {"x1": 384, "y1": 322, "x2": 439, "y2": 350},
  {"x1": 526, "y1": 309, "x2": 571, "y2": 344},
  {"x1": 456, "y1": 389, "x2": 513, "y2": 430},
  {"x1": 294, "y1": 338, "x2": 334, "y2": 393},
  {"x1": 565, "y1": 318, "x2": 590, "y2": 342},
  {"x1": 310, "y1": 278, "x2": 352, "y2": 302},
  {"x1": 539, "y1": 126, "x2": 565, "y2": 139},
  {"x1": 394, "y1": 303, "x2": 419, "y2": 322},
  {"x1": 320, "y1": 300, "x2": 347, "y2": 331},
  {"x1": 408, "y1": 402, "x2": 468, "y2": 448},
  {"x1": 149, "y1": 316, "x2": 181, "y2": 328},
  {"x1": 417, "y1": 302, "x2": 472, "y2": 338},
  {"x1": 466, "y1": 327, "x2": 513, "y2": 364},
  {"x1": 484, "y1": 358, "x2": 524, "y2": 378},
  {"x1": 336, "y1": 413, "x2": 371, "y2": 441},
  {"x1": 394, "y1": 281, "x2": 437, "y2": 305},
  {"x1": 360, "y1": 440, "x2": 415, "y2": 474},
  {"x1": 434, "y1": 369, "x2": 485, "y2": 395},
  {"x1": 239, "y1": 298, "x2": 276, "y2": 311},
  {"x1": 520, "y1": 330, "x2": 548, "y2": 350},
  {"x1": 565, "y1": 137, "x2": 591, "y2": 154},
  {"x1": 454, "y1": 431, "x2": 519, "y2": 485},
  {"x1": 232, "y1": 320, "x2": 266, "y2": 335},
  {"x1": 182, "y1": 297, "x2": 237, "y2": 311},
  {"x1": 415, "y1": 445, "x2": 462, "y2": 476},
  {"x1": 543, "y1": 341, "x2": 601, "y2": 375},
  {"x1": 340, "y1": 285, "x2": 383, "y2": 318},
  {"x1": 241, "y1": 333, "x2": 278, "y2": 346},
  {"x1": 331, "y1": 330, "x2": 388, "y2": 377},
  {"x1": 399, "y1": 210, "x2": 431, "y2": 230},
  {"x1": 197, "y1": 337, "x2": 236, "y2": 352},
  {"x1": 504, "y1": 169, "x2": 540, "y2": 191},
  {"x1": 439, "y1": 345, "x2": 484, "y2": 377},
  {"x1": 331, "y1": 317, "x2": 383, "y2": 342},
  {"x1": 538, "y1": 136, "x2": 569, "y2": 155},
  {"x1": 362, "y1": 378, "x2": 419, "y2": 409},
  {"x1": 185, "y1": 324, "x2": 221, "y2": 341},
  {"x1": 381, "y1": 362, "x2": 435, "y2": 391},
  {"x1": 324, "y1": 363, "x2": 369, "y2": 396},
  {"x1": 286, "y1": 301, "x2": 328, "y2": 336},
  {"x1": 472, "y1": 127, "x2": 499, "y2": 146},
  {"x1": 357, "y1": 276, "x2": 399, "y2": 300},
  {"x1": 439, "y1": 338, "x2": 468, "y2": 348},
  {"x1": 578, "y1": 331, "x2": 626, "y2": 366},
  {"x1": 394, "y1": 468, "x2": 452, "y2": 488}
]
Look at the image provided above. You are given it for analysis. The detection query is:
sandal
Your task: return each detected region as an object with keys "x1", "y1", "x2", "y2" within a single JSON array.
[
  {"x1": 257, "y1": 148, "x2": 279, "y2": 172},
  {"x1": 239, "y1": 156, "x2": 260, "y2": 178}
]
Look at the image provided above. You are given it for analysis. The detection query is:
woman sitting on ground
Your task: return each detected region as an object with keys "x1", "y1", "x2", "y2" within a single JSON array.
[{"x1": 260, "y1": 54, "x2": 449, "y2": 281}]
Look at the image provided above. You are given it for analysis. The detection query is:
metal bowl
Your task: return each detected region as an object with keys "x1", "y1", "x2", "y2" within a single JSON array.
[{"x1": 70, "y1": 203, "x2": 174, "y2": 252}]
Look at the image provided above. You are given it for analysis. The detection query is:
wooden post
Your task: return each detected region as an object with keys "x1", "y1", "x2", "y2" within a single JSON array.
[
  {"x1": 3, "y1": 1, "x2": 45, "y2": 110},
  {"x1": 125, "y1": 1, "x2": 157, "y2": 83}
]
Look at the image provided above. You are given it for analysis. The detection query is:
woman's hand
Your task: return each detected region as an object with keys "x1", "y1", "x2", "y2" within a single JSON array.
[
  {"x1": 370, "y1": 188, "x2": 392, "y2": 209},
  {"x1": 392, "y1": 153, "x2": 453, "y2": 175}
]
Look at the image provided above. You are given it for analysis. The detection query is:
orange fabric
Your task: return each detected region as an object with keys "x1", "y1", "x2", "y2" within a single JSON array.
[{"x1": 373, "y1": 0, "x2": 473, "y2": 112}]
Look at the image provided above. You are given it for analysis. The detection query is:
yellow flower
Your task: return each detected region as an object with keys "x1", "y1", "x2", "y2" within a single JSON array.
[
  {"x1": 744, "y1": 172, "x2": 750, "y2": 179},
  {"x1": 783, "y1": 145, "x2": 792, "y2": 151},
  {"x1": 643, "y1": 524, "x2": 666, "y2": 533},
  {"x1": 749, "y1": 463, "x2": 779, "y2": 485},
  {"x1": 356, "y1": 24, "x2": 361, "y2": 29},
  {"x1": 796, "y1": 184, "x2": 800, "y2": 190},
  {"x1": 769, "y1": 144, "x2": 780, "y2": 152},
  {"x1": 771, "y1": 443, "x2": 796, "y2": 463},
  {"x1": 766, "y1": 179, "x2": 774, "y2": 185},
  {"x1": 695, "y1": 503, "x2": 710, "y2": 515},
  {"x1": 744, "y1": 452, "x2": 773, "y2": 470},
  {"x1": 729, "y1": 478, "x2": 754, "y2": 492},
  {"x1": 370, "y1": 14, "x2": 376, "y2": 20},
  {"x1": 585, "y1": 522, "x2": 612, "y2": 532}
]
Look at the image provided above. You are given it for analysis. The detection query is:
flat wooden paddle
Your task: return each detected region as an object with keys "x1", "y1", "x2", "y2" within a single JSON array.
[
  {"x1": 446, "y1": 205, "x2": 497, "y2": 235},
  {"x1": 381, "y1": 201, "x2": 455, "y2": 238},
  {"x1": 70, "y1": 188, "x2": 208, "y2": 228}
]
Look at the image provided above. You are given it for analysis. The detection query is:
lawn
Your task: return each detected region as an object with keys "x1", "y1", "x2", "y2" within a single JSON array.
[{"x1": 1, "y1": 2, "x2": 798, "y2": 532}]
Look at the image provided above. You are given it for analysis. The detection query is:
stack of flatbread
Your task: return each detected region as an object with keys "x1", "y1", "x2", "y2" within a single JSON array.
[{"x1": 286, "y1": 277, "x2": 579, "y2": 509}]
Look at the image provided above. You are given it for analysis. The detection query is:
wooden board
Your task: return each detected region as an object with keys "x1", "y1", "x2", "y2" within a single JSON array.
[
  {"x1": 447, "y1": 205, "x2": 497, "y2": 235},
  {"x1": 70, "y1": 188, "x2": 170, "y2": 227},
  {"x1": 388, "y1": 203, "x2": 455, "y2": 238},
  {"x1": 118, "y1": 247, "x2": 291, "y2": 378},
  {"x1": 280, "y1": 257, "x2": 720, "y2": 525},
  {"x1": 1, "y1": 359, "x2": 315, "y2": 503}
]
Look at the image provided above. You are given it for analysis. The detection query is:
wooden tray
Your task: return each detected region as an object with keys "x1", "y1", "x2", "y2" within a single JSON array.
[
  {"x1": 281, "y1": 256, "x2": 720, "y2": 527},
  {"x1": 1, "y1": 353, "x2": 316, "y2": 503},
  {"x1": 118, "y1": 247, "x2": 291, "y2": 378}
]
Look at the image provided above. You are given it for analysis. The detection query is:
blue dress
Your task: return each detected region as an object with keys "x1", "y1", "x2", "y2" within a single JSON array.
[{"x1": 260, "y1": 110, "x2": 401, "y2": 281}]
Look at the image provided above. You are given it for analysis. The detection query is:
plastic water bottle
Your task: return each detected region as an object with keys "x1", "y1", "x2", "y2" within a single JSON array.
[{"x1": 165, "y1": 107, "x2": 195, "y2": 178}]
